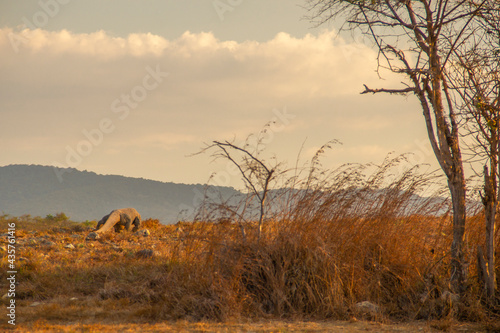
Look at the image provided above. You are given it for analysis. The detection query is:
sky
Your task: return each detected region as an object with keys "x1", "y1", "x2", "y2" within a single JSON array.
[{"x1": 0, "y1": 0, "x2": 436, "y2": 189}]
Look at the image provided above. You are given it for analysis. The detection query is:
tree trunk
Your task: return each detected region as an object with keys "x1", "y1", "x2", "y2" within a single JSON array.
[
  {"x1": 482, "y1": 165, "x2": 497, "y2": 299},
  {"x1": 477, "y1": 245, "x2": 488, "y2": 287},
  {"x1": 416, "y1": 79, "x2": 468, "y2": 295},
  {"x1": 448, "y1": 175, "x2": 467, "y2": 294}
]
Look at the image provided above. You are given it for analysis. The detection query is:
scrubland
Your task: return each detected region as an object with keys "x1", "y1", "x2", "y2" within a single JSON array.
[{"x1": 1, "y1": 158, "x2": 499, "y2": 332}]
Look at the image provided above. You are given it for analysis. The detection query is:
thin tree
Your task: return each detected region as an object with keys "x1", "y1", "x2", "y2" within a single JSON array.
[
  {"x1": 449, "y1": 0, "x2": 499, "y2": 299},
  {"x1": 306, "y1": 0, "x2": 486, "y2": 294},
  {"x1": 202, "y1": 140, "x2": 279, "y2": 242}
]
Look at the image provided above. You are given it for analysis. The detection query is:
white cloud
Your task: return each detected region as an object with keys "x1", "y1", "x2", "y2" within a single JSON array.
[
  {"x1": 0, "y1": 27, "x2": 424, "y2": 185},
  {"x1": 1, "y1": 28, "x2": 170, "y2": 59}
]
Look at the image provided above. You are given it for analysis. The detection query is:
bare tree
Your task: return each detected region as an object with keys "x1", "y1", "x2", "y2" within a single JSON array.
[
  {"x1": 449, "y1": 0, "x2": 499, "y2": 299},
  {"x1": 202, "y1": 140, "x2": 280, "y2": 241},
  {"x1": 306, "y1": 0, "x2": 487, "y2": 294}
]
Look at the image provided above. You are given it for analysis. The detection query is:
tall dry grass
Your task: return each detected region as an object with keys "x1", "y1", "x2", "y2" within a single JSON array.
[
  {"x1": 1, "y1": 154, "x2": 499, "y2": 325},
  {"x1": 140, "y1": 153, "x2": 497, "y2": 321}
]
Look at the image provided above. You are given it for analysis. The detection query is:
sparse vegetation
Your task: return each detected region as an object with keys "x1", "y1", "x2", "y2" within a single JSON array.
[{"x1": 1, "y1": 156, "x2": 499, "y2": 332}]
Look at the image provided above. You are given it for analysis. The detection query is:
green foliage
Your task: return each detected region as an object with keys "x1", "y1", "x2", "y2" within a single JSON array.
[
  {"x1": 45, "y1": 212, "x2": 69, "y2": 222},
  {"x1": 0, "y1": 213, "x2": 91, "y2": 232}
]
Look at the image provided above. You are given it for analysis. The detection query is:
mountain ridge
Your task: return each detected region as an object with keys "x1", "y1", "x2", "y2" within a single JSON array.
[{"x1": 0, "y1": 164, "x2": 239, "y2": 223}]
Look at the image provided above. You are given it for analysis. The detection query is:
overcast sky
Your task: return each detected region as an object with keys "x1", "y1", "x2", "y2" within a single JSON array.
[{"x1": 0, "y1": 0, "x2": 435, "y2": 188}]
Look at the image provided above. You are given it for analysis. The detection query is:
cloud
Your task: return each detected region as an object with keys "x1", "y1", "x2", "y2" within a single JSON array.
[
  {"x1": 0, "y1": 28, "x2": 396, "y2": 104},
  {"x1": 0, "y1": 27, "x2": 421, "y2": 185},
  {"x1": 1, "y1": 28, "x2": 170, "y2": 58}
]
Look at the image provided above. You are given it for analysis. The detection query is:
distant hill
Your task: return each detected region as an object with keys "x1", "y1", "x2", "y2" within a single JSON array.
[{"x1": 0, "y1": 164, "x2": 240, "y2": 223}]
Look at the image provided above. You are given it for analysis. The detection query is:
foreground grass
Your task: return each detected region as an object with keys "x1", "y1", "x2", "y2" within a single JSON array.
[{"x1": 0, "y1": 209, "x2": 499, "y2": 332}]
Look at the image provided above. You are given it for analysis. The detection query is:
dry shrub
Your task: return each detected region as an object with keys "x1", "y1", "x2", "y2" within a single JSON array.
[
  {"x1": 189, "y1": 153, "x2": 498, "y2": 321},
  {"x1": 141, "y1": 218, "x2": 161, "y2": 230},
  {"x1": 204, "y1": 214, "x2": 453, "y2": 321},
  {"x1": 235, "y1": 232, "x2": 347, "y2": 319}
]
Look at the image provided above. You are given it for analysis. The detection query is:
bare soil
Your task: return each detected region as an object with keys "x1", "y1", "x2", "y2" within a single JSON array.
[{"x1": 5, "y1": 319, "x2": 489, "y2": 333}]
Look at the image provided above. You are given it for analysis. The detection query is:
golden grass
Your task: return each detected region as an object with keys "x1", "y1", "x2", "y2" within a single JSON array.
[
  {"x1": 0, "y1": 158, "x2": 499, "y2": 327},
  {"x1": 0, "y1": 211, "x2": 498, "y2": 327}
]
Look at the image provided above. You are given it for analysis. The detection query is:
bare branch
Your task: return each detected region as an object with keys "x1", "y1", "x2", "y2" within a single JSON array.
[{"x1": 361, "y1": 84, "x2": 415, "y2": 95}]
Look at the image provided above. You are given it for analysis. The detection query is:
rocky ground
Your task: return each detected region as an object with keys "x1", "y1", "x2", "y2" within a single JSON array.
[{"x1": 1, "y1": 217, "x2": 498, "y2": 332}]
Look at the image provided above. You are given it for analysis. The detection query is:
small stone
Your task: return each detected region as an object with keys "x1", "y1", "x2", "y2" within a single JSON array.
[
  {"x1": 355, "y1": 301, "x2": 379, "y2": 316},
  {"x1": 64, "y1": 244, "x2": 75, "y2": 249},
  {"x1": 70, "y1": 297, "x2": 78, "y2": 301},
  {"x1": 41, "y1": 240, "x2": 55, "y2": 246},
  {"x1": 0, "y1": 246, "x2": 6, "y2": 252},
  {"x1": 30, "y1": 302, "x2": 42, "y2": 307},
  {"x1": 440, "y1": 291, "x2": 459, "y2": 303},
  {"x1": 2, "y1": 293, "x2": 9, "y2": 300},
  {"x1": 136, "y1": 249, "x2": 154, "y2": 258},
  {"x1": 112, "y1": 246, "x2": 123, "y2": 252},
  {"x1": 86, "y1": 232, "x2": 100, "y2": 241},
  {"x1": 135, "y1": 229, "x2": 150, "y2": 237}
]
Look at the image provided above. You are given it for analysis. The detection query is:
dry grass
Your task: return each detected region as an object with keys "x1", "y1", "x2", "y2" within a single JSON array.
[{"x1": 1, "y1": 158, "x2": 499, "y2": 330}]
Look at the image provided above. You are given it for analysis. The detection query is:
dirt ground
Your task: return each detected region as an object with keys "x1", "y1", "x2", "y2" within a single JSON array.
[
  {"x1": 5, "y1": 319, "x2": 490, "y2": 332},
  {"x1": 2, "y1": 218, "x2": 498, "y2": 333}
]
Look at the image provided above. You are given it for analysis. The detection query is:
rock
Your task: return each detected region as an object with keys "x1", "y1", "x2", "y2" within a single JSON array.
[
  {"x1": 112, "y1": 246, "x2": 123, "y2": 252},
  {"x1": 86, "y1": 232, "x2": 100, "y2": 241},
  {"x1": 64, "y1": 244, "x2": 75, "y2": 249},
  {"x1": 0, "y1": 246, "x2": 6, "y2": 252},
  {"x1": 41, "y1": 240, "x2": 55, "y2": 246},
  {"x1": 136, "y1": 249, "x2": 154, "y2": 258},
  {"x1": 135, "y1": 229, "x2": 150, "y2": 237},
  {"x1": 30, "y1": 302, "x2": 42, "y2": 307},
  {"x1": 355, "y1": 301, "x2": 380, "y2": 316},
  {"x1": 70, "y1": 297, "x2": 78, "y2": 301},
  {"x1": 2, "y1": 293, "x2": 9, "y2": 300},
  {"x1": 440, "y1": 291, "x2": 459, "y2": 303}
]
